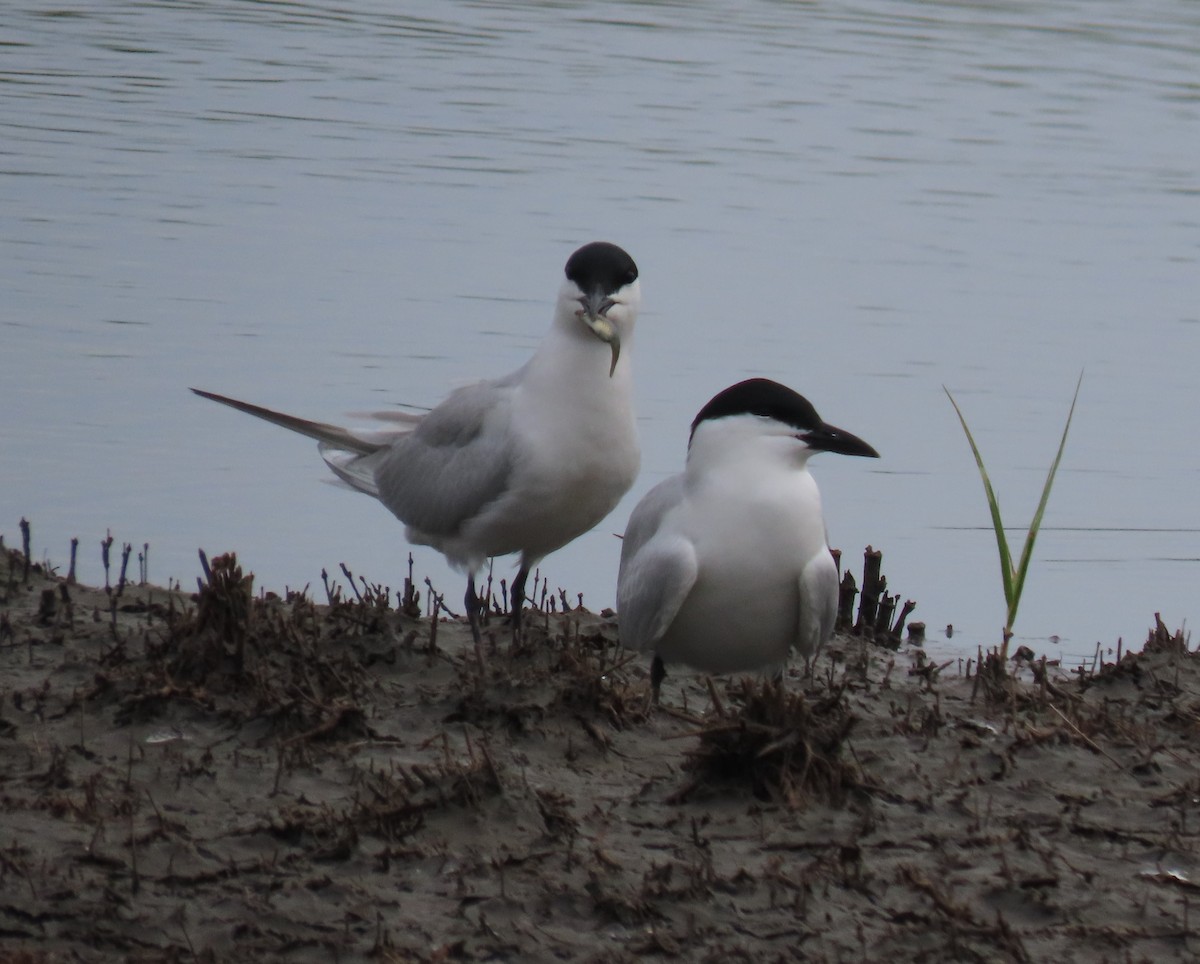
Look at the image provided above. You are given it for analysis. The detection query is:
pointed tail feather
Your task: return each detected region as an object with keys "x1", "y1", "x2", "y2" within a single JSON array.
[{"x1": 191, "y1": 388, "x2": 382, "y2": 456}]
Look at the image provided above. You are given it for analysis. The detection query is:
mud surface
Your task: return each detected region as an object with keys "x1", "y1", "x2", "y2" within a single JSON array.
[{"x1": 2, "y1": 547, "x2": 1199, "y2": 962}]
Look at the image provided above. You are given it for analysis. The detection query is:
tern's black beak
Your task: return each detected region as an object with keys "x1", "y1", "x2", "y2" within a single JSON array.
[{"x1": 803, "y1": 422, "x2": 880, "y2": 459}]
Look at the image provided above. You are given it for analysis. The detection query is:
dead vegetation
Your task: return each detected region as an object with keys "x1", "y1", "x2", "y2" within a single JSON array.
[
  {"x1": 673, "y1": 679, "x2": 859, "y2": 806},
  {"x1": 835, "y1": 544, "x2": 919, "y2": 648}
]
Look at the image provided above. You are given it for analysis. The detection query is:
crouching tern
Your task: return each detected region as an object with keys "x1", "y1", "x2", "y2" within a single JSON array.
[
  {"x1": 616, "y1": 378, "x2": 878, "y2": 702},
  {"x1": 193, "y1": 241, "x2": 642, "y2": 642}
]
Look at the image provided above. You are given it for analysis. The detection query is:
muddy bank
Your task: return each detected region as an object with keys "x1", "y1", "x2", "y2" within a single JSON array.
[{"x1": 1, "y1": 546, "x2": 1198, "y2": 962}]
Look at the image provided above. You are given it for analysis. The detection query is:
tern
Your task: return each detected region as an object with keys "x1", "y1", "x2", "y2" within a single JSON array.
[
  {"x1": 616, "y1": 378, "x2": 878, "y2": 702},
  {"x1": 193, "y1": 241, "x2": 642, "y2": 642}
]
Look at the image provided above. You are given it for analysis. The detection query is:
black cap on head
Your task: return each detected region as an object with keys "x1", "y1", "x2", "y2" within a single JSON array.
[
  {"x1": 690, "y1": 378, "x2": 879, "y2": 458},
  {"x1": 691, "y1": 379, "x2": 821, "y2": 435},
  {"x1": 565, "y1": 242, "x2": 638, "y2": 295}
]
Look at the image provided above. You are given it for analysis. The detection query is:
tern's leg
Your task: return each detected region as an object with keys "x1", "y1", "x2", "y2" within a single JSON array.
[
  {"x1": 465, "y1": 574, "x2": 483, "y2": 645},
  {"x1": 510, "y1": 564, "x2": 530, "y2": 635},
  {"x1": 650, "y1": 654, "x2": 666, "y2": 705}
]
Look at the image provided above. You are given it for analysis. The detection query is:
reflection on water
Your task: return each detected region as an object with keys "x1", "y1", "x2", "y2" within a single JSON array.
[{"x1": 3, "y1": 1, "x2": 1199, "y2": 664}]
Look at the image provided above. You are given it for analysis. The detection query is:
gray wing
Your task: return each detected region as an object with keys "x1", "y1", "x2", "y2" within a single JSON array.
[
  {"x1": 616, "y1": 475, "x2": 698, "y2": 654},
  {"x1": 372, "y1": 378, "x2": 516, "y2": 539}
]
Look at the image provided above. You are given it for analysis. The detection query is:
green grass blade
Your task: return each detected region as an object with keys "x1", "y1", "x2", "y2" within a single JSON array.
[
  {"x1": 1009, "y1": 372, "x2": 1083, "y2": 626},
  {"x1": 944, "y1": 386, "x2": 1014, "y2": 611}
]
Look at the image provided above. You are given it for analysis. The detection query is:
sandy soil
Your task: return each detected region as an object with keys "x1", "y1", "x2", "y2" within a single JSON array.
[{"x1": 2, "y1": 544, "x2": 1199, "y2": 962}]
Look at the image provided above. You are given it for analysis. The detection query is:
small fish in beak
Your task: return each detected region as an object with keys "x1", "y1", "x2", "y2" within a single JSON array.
[{"x1": 577, "y1": 291, "x2": 621, "y2": 377}]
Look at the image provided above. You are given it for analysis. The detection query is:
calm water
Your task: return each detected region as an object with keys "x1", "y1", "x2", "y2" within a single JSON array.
[{"x1": 3, "y1": 1, "x2": 1198, "y2": 664}]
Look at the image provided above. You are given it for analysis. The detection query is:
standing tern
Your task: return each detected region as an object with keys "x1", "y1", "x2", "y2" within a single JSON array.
[
  {"x1": 616, "y1": 378, "x2": 878, "y2": 702},
  {"x1": 193, "y1": 241, "x2": 642, "y2": 642}
]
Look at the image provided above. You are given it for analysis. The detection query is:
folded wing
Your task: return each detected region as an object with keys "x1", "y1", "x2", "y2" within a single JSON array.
[{"x1": 616, "y1": 477, "x2": 698, "y2": 653}]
